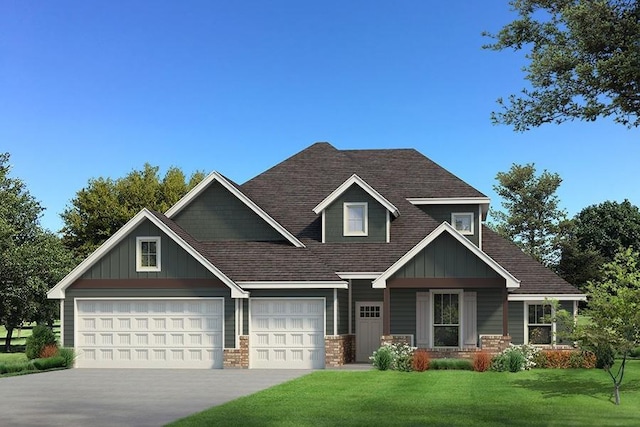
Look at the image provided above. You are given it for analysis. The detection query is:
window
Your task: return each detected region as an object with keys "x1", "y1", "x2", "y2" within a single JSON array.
[
  {"x1": 451, "y1": 212, "x2": 474, "y2": 235},
  {"x1": 527, "y1": 303, "x2": 552, "y2": 345},
  {"x1": 344, "y1": 202, "x2": 368, "y2": 236},
  {"x1": 136, "y1": 237, "x2": 161, "y2": 272},
  {"x1": 433, "y1": 292, "x2": 460, "y2": 347}
]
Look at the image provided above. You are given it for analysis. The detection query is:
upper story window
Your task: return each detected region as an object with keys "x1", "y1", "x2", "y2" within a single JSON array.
[
  {"x1": 136, "y1": 237, "x2": 161, "y2": 272},
  {"x1": 344, "y1": 202, "x2": 368, "y2": 236},
  {"x1": 451, "y1": 212, "x2": 474, "y2": 235}
]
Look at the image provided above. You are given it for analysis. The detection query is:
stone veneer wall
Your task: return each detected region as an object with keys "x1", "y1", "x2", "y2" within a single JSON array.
[
  {"x1": 325, "y1": 335, "x2": 355, "y2": 367},
  {"x1": 378, "y1": 334, "x2": 512, "y2": 359},
  {"x1": 223, "y1": 335, "x2": 249, "y2": 368},
  {"x1": 479, "y1": 335, "x2": 512, "y2": 354}
]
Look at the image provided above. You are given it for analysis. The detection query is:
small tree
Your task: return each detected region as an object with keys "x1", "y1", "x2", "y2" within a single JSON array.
[{"x1": 577, "y1": 247, "x2": 640, "y2": 405}]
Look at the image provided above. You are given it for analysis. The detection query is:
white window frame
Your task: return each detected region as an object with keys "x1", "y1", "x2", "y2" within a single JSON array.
[
  {"x1": 136, "y1": 236, "x2": 161, "y2": 272},
  {"x1": 451, "y1": 212, "x2": 474, "y2": 235},
  {"x1": 343, "y1": 202, "x2": 368, "y2": 236},
  {"x1": 430, "y1": 289, "x2": 463, "y2": 348},
  {"x1": 524, "y1": 302, "x2": 555, "y2": 345}
]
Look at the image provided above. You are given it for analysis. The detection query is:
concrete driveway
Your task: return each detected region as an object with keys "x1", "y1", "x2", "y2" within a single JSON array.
[{"x1": 0, "y1": 368, "x2": 311, "y2": 427}]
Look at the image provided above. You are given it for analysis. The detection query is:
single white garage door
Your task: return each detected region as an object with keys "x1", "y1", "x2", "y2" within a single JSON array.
[
  {"x1": 75, "y1": 298, "x2": 224, "y2": 369},
  {"x1": 250, "y1": 298, "x2": 325, "y2": 369}
]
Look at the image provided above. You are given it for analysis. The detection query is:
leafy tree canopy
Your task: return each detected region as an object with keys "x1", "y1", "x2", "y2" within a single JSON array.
[
  {"x1": 61, "y1": 163, "x2": 205, "y2": 258},
  {"x1": 490, "y1": 163, "x2": 567, "y2": 266},
  {"x1": 484, "y1": 0, "x2": 640, "y2": 130}
]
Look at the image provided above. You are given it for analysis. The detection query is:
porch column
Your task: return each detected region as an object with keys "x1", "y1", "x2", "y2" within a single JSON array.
[
  {"x1": 383, "y1": 287, "x2": 391, "y2": 335},
  {"x1": 502, "y1": 287, "x2": 509, "y2": 336}
]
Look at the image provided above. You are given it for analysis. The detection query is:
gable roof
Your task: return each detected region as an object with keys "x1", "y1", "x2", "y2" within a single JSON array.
[
  {"x1": 372, "y1": 222, "x2": 521, "y2": 289},
  {"x1": 313, "y1": 174, "x2": 399, "y2": 217},
  {"x1": 47, "y1": 209, "x2": 249, "y2": 299},
  {"x1": 165, "y1": 171, "x2": 305, "y2": 248}
]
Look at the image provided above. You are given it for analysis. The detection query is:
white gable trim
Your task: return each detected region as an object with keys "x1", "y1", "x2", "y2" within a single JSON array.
[
  {"x1": 508, "y1": 294, "x2": 587, "y2": 301},
  {"x1": 372, "y1": 222, "x2": 520, "y2": 289},
  {"x1": 165, "y1": 171, "x2": 305, "y2": 248},
  {"x1": 238, "y1": 281, "x2": 348, "y2": 289},
  {"x1": 47, "y1": 209, "x2": 249, "y2": 299},
  {"x1": 337, "y1": 272, "x2": 382, "y2": 280},
  {"x1": 407, "y1": 197, "x2": 491, "y2": 219},
  {"x1": 312, "y1": 174, "x2": 399, "y2": 218}
]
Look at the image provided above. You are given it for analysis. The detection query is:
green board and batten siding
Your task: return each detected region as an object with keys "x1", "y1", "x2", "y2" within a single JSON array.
[
  {"x1": 324, "y1": 185, "x2": 387, "y2": 243},
  {"x1": 81, "y1": 220, "x2": 214, "y2": 280},
  {"x1": 173, "y1": 182, "x2": 284, "y2": 242},
  {"x1": 418, "y1": 204, "x2": 480, "y2": 246},
  {"x1": 391, "y1": 233, "x2": 501, "y2": 279}
]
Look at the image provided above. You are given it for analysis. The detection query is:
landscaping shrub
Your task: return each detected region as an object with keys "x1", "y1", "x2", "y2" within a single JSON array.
[
  {"x1": 58, "y1": 347, "x2": 76, "y2": 367},
  {"x1": 593, "y1": 343, "x2": 616, "y2": 369},
  {"x1": 25, "y1": 325, "x2": 57, "y2": 360},
  {"x1": 412, "y1": 349, "x2": 430, "y2": 372},
  {"x1": 371, "y1": 346, "x2": 393, "y2": 370},
  {"x1": 630, "y1": 346, "x2": 640, "y2": 358},
  {"x1": 1, "y1": 361, "x2": 35, "y2": 374},
  {"x1": 491, "y1": 344, "x2": 539, "y2": 372},
  {"x1": 429, "y1": 358, "x2": 473, "y2": 371},
  {"x1": 473, "y1": 351, "x2": 492, "y2": 372},
  {"x1": 40, "y1": 343, "x2": 59, "y2": 359},
  {"x1": 32, "y1": 356, "x2": 66, "y2": 371},
  {"x1": 535, "y1": 350, "x2": 596, "y2": 369},
  {"x1": 533, "y1": 350, "x2": 548, "y2": 368}
]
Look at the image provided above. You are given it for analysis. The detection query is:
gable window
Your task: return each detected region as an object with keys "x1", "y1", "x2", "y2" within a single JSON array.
[
  {"x1": 527, "y1": 303, "x2": 553, "y2": 345},
  {"x1": 433, "y1": 292, "x2": 460, "y2": 347},
  {"x1": 136, "y1": 237, "x2": 161, "y2": 272},
  {"x1": 452, "y1": 212, "x2": 474, "y2": 235},
  {"x1": 344, "y1": 202, "x2": 368, "y2": 236}
]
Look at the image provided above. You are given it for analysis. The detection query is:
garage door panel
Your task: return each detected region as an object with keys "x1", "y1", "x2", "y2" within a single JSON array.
[
  {"x1": 250, "y1": 298, "x2": 325, "y2": 369},
  {"x1": 76, "y1": 298, "x2": 223, "y2": 369}
]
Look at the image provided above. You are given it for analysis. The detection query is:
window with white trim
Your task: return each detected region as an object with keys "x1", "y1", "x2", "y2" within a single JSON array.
[
  {"x1": 527, "y1": 303, "x2": 552, "y2": 345},
  {"x1": 433, "y1": 292, "x2": 460, "y2": 347},
  {"x1": 136, "y1": 237, "x2": 161, "y2": 272},
  {"x1": 344, "y1": 202, "x2": 368, "y2": 236},
  {"x1": 451, "y1": 212, "x2": 474, "y2": 235}
]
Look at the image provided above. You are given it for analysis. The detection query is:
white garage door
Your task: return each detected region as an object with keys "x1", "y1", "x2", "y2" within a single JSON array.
[
  {"x1": 250, "y1": 298, "x2": 325, "y2": 369},
  {"x1": 75, "y1": 298, "x2": 224, "y2": 369}
]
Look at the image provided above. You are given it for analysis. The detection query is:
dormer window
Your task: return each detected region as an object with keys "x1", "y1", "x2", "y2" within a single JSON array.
[
  {"x1": 136, "y1": 237, "x2": 161, "y2": 272},
  {"x1": 344, "y1": 203, "x2": 368, "y2": 236},
  {"x1": 452, "y1": 213, "x2": 474, "y2": 235}
]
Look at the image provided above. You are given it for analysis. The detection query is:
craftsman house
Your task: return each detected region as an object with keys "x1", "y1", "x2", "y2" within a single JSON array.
[{"x1": 48, "y1": 142, "x2": 585, "y2": 369}]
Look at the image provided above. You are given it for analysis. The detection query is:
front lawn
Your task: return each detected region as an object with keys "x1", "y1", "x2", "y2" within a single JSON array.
[
  {"x1": 0, "y1": 353, "x2": 27, "y2": 364},
  {"x1": 169, "y1": 361, "x2": 640, "y2": 427}
]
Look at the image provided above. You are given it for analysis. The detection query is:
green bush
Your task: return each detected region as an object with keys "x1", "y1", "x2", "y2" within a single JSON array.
[
  {"x1": 32, "y1": 356, "x2": 66, "y2": 371},
  {"x1": 429, "y1": 358, "x2": 473, "y2": 370},
  {"x1": 371, "y1": 346, "x2": 393, "y2": 370},
  {"x1": 491, "y1": 344, "x2": 539, "y2": 372},
  {"x1": 58, "y1": 347, "x2": 76, "y2": 367},
  {"x1": 1, "y1": 361, "x2": 36, "y2": 374},
  {"x1": 629, "y1": 346, "x2": 640, "y2": 358},
  {"x1": 508, "y1": 351, "x2": 526, "y2": 372},
  {"x1": 25, "y1": 325, "x2": 58, "y2": 360}
]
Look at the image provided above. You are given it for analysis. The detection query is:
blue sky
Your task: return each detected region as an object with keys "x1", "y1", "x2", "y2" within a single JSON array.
[{"x1": 2, "y1": 1, "x2": 638, "y2": 232}]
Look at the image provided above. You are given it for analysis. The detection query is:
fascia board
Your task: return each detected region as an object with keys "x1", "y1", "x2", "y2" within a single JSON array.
[
  {"x1": 165, "y1": 171, "x2": 305, "y2": 248},
  {"x1": 47, "y1": 209, "x2": 249, "y2": 299},
  {"x1": 238, "y1": 281, "x2": 348, "y2": 289},
  {"x1": 372, "y1": 222, "x2": 521, "y2": 289},
  {"x1": 407, "y1": 197, "x2": 491, "y2": 219},
  {"x1": 313, "y1": 174, "x2": 399, "y2": 217},
  {"x1": 508, "y1": 294, "x2": 587, "y2": 301},
  {"x1": 336, "y1": 272, "x2": 383, "y2": 280}
]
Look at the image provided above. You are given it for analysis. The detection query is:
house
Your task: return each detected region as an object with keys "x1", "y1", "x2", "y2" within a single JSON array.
[{"x1": 47, "y1": 142, "x2": 586, "y2": 369}]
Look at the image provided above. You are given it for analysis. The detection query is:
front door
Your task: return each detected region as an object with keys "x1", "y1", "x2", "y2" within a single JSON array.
[{"x1": 355, "y1": 302, "x2": 383, "y2": 362}]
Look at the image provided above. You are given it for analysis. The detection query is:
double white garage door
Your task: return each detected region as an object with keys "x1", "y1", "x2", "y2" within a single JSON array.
[{"x1": 75, "y1": 298, "x2": 325, "y2": 369}]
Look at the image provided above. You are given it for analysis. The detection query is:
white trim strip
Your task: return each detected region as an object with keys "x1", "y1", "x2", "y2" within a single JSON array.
[
  {"x1": 238, "y1": 281, "x2": 348, "y2": 289},
  {"x1": 337, "y1": 272, "x2": 382, "y2": 280},
  {"x1": 333, "y1": 289, "x2": 338, "y2": 336},
  {"x1": 406, "y1": 197, "x2": 491, "y2": 205},
  {"x1": 372, "y1": 222, "x2": 520, "y2": 289},
  {"x1": 165, "y1": 171, "x2": 304, "y2": 248},
  {"x1": 508, "y1": 294, "x2": 587, "y2": 301},
  {"x1": 313, "y1": 174, "x2": 399, "y2": 217}
]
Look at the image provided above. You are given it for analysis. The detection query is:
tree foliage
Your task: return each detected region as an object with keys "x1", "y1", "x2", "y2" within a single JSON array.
[
  {"x1": 0, "y1": 153, "x2": 75, "y2": 351},
  {"x1": 490, "y1": 163, "x2": 567, "y2": 266},
  {"x1": 577, "y1": 247, "x2": 640, "y2": 405},
  {"x1": 61, "y1": 164, "x2": 205, "y2": 258},
  {"x1": 558, "y1": 200, "x2": 640, "y2": 289},
  {"x1": 484, "y1": 0, "x2": 640, "y2": 130}
]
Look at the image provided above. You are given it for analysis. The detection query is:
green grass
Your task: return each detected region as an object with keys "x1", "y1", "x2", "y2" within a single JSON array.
[
  {"x1": 0, "y1": 353, "x2": 27, "y2": 364},
  {"x1": 169, "y1": 361, "x2": 640, "y2": 427}
]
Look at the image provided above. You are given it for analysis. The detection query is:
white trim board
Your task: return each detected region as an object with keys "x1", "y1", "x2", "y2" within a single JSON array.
[
  {"x1": 313, "y1": 174, "x2": 399, "y2": 218},
  {"x1": 165, "y1": 171, "x2": 304, "y2": 248},
  {"x1": 238, "y1": 281, "x2": 348, "y2": 289},
  {"x1": 407, "y1": 197, "x2": 490, "y2": 220},
  {"x1": 372, "y1": 222, "x2": 520, "y2": 289},
  {"x1": 47, "y1": 209, "x2": 249, "y2": 299},
  {"x1": 508, "y1": 294, "x2": 587, "y2": 301},
  {"x1": 337, "y1": 272, "x2": 382, "y2": 280}
]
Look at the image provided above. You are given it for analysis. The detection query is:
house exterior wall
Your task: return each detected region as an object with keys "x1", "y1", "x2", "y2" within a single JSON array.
[
  {"x1": 324, "y1": 185, "x2": 387, "y2": 242},
  {"x1": 64, "y1": 286, "x2": 235, "y2": 348},
  {"x1": 173, "y1": 182, "x2": 283, "y2": 242},
  {"x1": 338, "y1": 289, "x2": 349, "y2": 335},
  {"x1": 417, "y1": 204, "x2": 480, "y2": 246},
  {"x1": 390, "y1": 233, "x2": 501, "y2": 279},
  {"x1": 81, "y1": 220, "x2": 214, "y2": 280}
]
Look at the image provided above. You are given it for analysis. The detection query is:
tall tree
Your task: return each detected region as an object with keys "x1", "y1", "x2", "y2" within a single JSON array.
[
  {"x1": 558, "y1": 200, "x2": 640, "y2": 289},
  {"x1": 577, "y1": 247, "x2": 640, "y2": 405},
  {"x1": 61, "y1": 164, "x2": 205, "y2": 258},
  {"x1": 491, "y1": 163, "x2": 566, "y2": 266},
  {"x1": 484, "y1": 0, "x2": 640, "y2": 130},
  {"x1": 0, "y1": 153, "x2": 75, "y2": 351}
]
